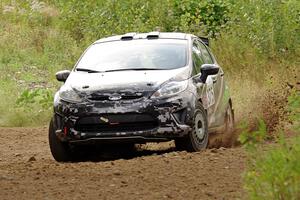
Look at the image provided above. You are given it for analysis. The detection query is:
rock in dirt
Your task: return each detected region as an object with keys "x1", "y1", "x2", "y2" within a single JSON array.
[
  {"x1": 113, "y1": 170, "x2": 121, "y2": 176},
  {"x1": 28, "y1": 156, "x2": 36, "y2": 162},
  {"x1": 205, "y1": 192, "x2": 213, "y2": 197},
  {"x1": 210, "y1": 148, "x2": 218, "y2": 153}
]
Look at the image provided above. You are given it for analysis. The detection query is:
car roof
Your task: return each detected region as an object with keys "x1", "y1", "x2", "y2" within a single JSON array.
[{"x1": 94, "y1": 32, "x2": 195, "y2": 44}]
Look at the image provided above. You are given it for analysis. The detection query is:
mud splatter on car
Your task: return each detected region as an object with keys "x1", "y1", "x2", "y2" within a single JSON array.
[{"x1": 49, "y1": 32, "x2": 234, "y2": 162}]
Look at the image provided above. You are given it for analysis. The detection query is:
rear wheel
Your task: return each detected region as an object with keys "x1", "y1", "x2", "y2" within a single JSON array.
[
  {"x1": 175, "y1": 104, "x2": 208, "y2": 152},
  {"x1": 48, "y1": 119, "x2": 76, "y2": 162}
]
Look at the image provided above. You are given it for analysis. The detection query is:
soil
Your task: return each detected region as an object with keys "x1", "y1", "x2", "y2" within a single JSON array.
[{"x1": 0, "y1": 127, "x2": 246, "y2": 200}]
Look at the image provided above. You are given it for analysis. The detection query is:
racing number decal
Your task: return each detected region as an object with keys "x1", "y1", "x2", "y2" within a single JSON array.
[{"x1": 202, "y1": 77, "x2": 215, "y2": 109}]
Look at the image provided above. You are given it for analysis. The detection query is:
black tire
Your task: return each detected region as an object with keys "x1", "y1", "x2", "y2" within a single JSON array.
[
  {"x1": 48, "y1": 119, "x2": 75, "y2": 162},
  {"x1": 175, "y1": 104, "x2": 208, "y2": 152}
]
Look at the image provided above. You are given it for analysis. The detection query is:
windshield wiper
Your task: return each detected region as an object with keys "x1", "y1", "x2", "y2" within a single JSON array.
[
  {"x1": 104, "y1": 68, "x2": 162, "y2": 73},
  {"x1": 76, "y1": 67, "x2": 162, "y2": 73},
  {"x1": 76, "y1": 68, "x2": 103, "y2": 73}
]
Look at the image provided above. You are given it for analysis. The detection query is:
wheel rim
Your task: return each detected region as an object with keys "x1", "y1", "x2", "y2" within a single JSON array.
[{"x1": 194, "y1": 113, "x2": 206, "y2": 143}]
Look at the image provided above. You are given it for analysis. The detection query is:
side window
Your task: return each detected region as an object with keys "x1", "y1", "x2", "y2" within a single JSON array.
[
  {"x1": 192, "y1": 41, "x2": 204, "y2": 75},
  {"x1": 197, "y1": 41, "x2": 214, "y2": 64}
]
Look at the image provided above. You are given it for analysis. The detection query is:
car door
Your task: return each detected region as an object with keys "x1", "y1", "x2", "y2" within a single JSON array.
[
  {"x1": 196, "y1": 40, "x2": 226, "y2": 128},
  {"x1": 191, "y1": 39, "x2": 215, "y2": 127}
]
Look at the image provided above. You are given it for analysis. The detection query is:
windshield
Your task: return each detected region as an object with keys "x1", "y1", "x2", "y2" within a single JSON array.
[{"x1": 76, "y1": 39, "x2": 188, "y2": 71}]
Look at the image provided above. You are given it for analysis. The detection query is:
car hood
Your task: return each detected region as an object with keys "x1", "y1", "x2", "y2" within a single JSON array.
[{"x1": 65, "y1": 67, "x2": 190, "y2": 93}]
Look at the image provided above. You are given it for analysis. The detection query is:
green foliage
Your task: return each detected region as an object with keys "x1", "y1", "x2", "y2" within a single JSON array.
[
  {"x1": 244, "y1": 92, "x2": 300, "y2": 199},
  {"x1": 227, "y1": 0, "x2": 300, "y2": 57},
  {"x1": 238, "y1": 119, "x2": 267, "y2": 150},
  {"x1": 287, "y1": 90, "x2": 300, "y2": 131},
  {"x1": 0, "y1": 0, "x2": 299, "y2": 127},
  {"x1": 173, "y1": 0, "x2": 230, "y2": 37},
  {"x1": 0, "y1": 0, "x2": 80, "y2": 71},
  {"x1": 51, "y1": 0, "x2": 300, "y2": 58},
  {"x1": 51, "y1": 0, "x2": 231, "y2": 44},
  {"x1": 52, "y1": 0, "x2": 176, "y2": 45},
  {"x1": 0, "y1": 0, "x2": 79, "y2": 126},
  {"x1": 16, "y1": 88, "x2": 53, "y2": 110},
  {"x1": 244, "y1": 136, "x2": 300, "y2": 200}
]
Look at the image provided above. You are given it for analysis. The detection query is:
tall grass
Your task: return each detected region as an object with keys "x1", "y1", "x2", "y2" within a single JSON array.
[{"x1": 0, "y1": 0, "x2": 299, "y2": 128}]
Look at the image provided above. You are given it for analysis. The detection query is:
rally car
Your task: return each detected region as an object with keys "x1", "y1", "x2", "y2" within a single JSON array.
[{"x1": 49, "y1": 32, "x2": 234, "y2": 162}]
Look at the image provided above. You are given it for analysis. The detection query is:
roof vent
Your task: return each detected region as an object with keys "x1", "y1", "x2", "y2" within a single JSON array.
[
  {"x1": 121, "y1": 32, "x2": 137, "y2": 40},
  {"x1": 147, "y1": 31, "x2": 160, "y2": 39}
]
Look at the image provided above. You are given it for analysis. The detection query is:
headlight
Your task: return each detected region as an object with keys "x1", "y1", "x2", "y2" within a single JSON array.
[
  {"x1": 59, "y1": 85, "x2": 82, "y2": 103},
  {"x1": 151, "y1": 80, "x2": 188, "y2": 99}
]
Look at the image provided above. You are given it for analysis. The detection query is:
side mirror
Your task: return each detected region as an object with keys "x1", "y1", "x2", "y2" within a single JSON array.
[
  {"x1": 56, "y1": 70, "x2": 70, "y2": 82},
  {"x1": 200, "y1": 64, "x2": 219, "y2": 83}
]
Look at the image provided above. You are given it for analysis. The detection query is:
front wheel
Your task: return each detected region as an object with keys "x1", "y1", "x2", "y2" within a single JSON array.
[
  {"x1": 48, "y1": 119, "x2": 76, "y2": 162},
  {"x1": 175, "y1": 104, "x2": 208, "y2": 152}
]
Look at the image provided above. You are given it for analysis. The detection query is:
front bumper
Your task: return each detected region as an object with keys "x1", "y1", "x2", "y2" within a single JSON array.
[{"x1": 53, "y1": 91, "x2": 195, "y2": 144}]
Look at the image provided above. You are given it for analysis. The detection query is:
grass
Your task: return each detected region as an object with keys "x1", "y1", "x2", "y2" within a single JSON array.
[
  {"x1": 244, "y1": 136, "x2": 300, "y2": 200},
  {"x1": 0, "y1": 0, "x2": 299, "y2": 129},
  {"x1": 212, "y1": 34, "x2": 299, "y2": 133},
  {"x1": 0, "y1": 1, "x2": 82, "y2": 126}
]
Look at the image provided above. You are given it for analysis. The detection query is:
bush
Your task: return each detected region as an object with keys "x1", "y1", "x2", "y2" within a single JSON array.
[
  {"x1": 173, "y1": 0, "x2": 230, "y2": 37},
  {"x1": 227, "y1": 0, "x2": 300, "y2": 57},
  {"x1": 243, "y1": 92, "x2": 300, "y2": 199},
  {"x1": 53, "y1": 0, "x2": 177, "y2": 45},
  {"x1": 16, "y1": 88, "x2": 54, "y2": 110},
  {"x1": 244, "y1": 136, "x2": 300, "y2": 200}
]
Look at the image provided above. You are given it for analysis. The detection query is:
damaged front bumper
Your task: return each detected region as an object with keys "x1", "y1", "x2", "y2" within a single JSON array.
[{"x1": 53, "y1": 91, "x2": 196, "y2": 144}]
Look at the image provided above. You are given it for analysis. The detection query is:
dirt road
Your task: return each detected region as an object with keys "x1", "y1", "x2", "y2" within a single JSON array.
[{"x1": 0, "y1": 127, "x2": 246, "y2": 200}]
